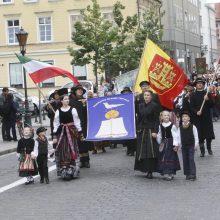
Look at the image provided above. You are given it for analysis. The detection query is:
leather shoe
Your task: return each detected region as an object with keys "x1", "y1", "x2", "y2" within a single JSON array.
[
  {"x1": 84, "y1": 161, "x2": 90, "y2": 168},
  {"x1": 45, "y1": 178, "x2": 50, "y2": 184},
  {"x1": 146, "y1": 172, "x2": 153, "y2": 179},
  {"x1": 40, "y1": 178, "x2": 44, "y2": 183},
  {"x1": 208, "y1": 149, "x2": 213, "y2": 155},
  {"x1": 200, "y1": 152, "x2": 205, "y2": 157}
]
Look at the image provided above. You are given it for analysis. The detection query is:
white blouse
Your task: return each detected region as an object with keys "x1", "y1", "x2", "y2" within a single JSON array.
[
  {"x1": 156, "y1": 121, "x2": 179, "y2": 146},
  {"x1": 53, "y1": 107, "x2": 82, "y2": 133}
]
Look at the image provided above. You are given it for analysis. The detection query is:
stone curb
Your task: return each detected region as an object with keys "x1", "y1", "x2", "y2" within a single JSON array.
[{"x1": 0, "y1": 147, "x2": 17, "y2": 156}]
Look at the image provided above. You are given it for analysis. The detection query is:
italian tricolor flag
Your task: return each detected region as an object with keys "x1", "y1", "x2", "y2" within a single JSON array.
[{"x1": 16, "y1": 54, "x2": 80, "y2": 84}]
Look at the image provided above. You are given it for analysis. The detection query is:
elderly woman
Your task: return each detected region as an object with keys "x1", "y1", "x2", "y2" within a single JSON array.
[
  {"x1": 53, "y1": 94, "x2": 82, "y2": 180},
  {"x1": 134, "y1": 90, "x2": 160, "y2": 179}
]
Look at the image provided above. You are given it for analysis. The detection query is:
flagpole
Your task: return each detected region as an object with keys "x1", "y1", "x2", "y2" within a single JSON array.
[
  {"x1": 35, "y1": 84, "x2": 55, "y2": 114},
  {"x1": 199, "y1": 65, "x2": 219, "y2": 112},
  {"x1": 133, "y1": 37, "x2": 148, "y2": 92}
]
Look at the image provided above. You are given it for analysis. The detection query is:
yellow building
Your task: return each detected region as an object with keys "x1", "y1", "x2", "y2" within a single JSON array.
[{"x1": 0, "y1": 0, "x2": 161, "y2": 96}]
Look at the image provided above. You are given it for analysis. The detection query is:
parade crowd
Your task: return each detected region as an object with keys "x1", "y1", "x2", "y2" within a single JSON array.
[{"x1": 1, "y1": 73, "x2": 220, "y2": 185}]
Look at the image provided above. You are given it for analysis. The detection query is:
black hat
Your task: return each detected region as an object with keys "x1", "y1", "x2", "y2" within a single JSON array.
[
  {"x1": 36, "y1": 126, "x2": 47, "y2": 135},
  {"x1": 194, "y1": 77, "x2": 206, "y2": 86},
  {"x1": 71, "y1": 85, "x2": 86, "y2": 95},
  {"x1": 50, "y1": 88, "x2": 68, "y2": 99},
  {"x1": 121, "y1": 87, "x2": 132, "y2": 94},
  {"x1": 181, "y1": 110, "x2": 191, "y2": 118},
  {"x1": 139, "y1": 81, "x2": 150, "y2": 87}
]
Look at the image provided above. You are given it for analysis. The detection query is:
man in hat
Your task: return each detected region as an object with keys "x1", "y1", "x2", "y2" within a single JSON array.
[
  {"x1": 190, "y1": 77, "x2": 215, "y2": 157},
  {"x1": 69, "y1": 85, "x2": 92, "y2": 168}
]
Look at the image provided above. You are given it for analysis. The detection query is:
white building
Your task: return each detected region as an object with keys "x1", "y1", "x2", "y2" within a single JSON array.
[{"x1": 200, "y1": 0, "x2": 219, "y2": 70}]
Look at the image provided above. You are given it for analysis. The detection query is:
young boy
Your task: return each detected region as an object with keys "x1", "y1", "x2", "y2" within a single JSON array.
[
  {"x1": 33, "y1": 127, "x2": 49, "y2": 184},
  {"x1": 178, "y1": 111, "x2": 199, "y2": 181}
]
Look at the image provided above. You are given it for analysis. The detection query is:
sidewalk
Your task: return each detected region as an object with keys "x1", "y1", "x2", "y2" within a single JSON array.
[{"x1": 0, "y1": 117, "x2": 50, "y2": 156}]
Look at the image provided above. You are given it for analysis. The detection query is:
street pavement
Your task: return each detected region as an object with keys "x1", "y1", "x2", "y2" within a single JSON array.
[{"x1": 0, "y1": 119, "x2": 220, "y2": 220}]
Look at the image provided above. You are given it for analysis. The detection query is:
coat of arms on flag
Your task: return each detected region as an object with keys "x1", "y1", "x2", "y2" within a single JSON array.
[
  {"x1": 86, "y1": 93, "x2": 136, "y2": 141},
  {"x1": 134, "y1": 39, "x2": 188, "y2": 109}
]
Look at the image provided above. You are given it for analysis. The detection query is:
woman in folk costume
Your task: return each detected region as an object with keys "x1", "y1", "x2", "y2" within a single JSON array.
[
  {"x1": 134, "y1": 90, "x2": 160, "y2": 179},
  {"x1": 53, "y1": 94, "x2": 83, "y2": 180},
  {"x1": 157, "y1": 110, "x2": 181, "y2": 180},
  {"x1": 69, "y1": 85, "x2": 93, "y2": 168}
]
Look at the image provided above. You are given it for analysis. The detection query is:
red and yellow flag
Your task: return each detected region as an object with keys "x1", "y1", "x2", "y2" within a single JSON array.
[{"x1": 134, "y1": 39, "x2": 188, "y2": 109}]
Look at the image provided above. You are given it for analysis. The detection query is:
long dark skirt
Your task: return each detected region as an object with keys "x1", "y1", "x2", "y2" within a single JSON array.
[
  {"x1": 55, "y1": 134, "x2": 80, "y2": 180},
  {"x1": 158, "y1": 138, "x2": 181, "y2": 175},
  {"x1": 134, "y1": 129, "x2": 159, "y2": 173}
]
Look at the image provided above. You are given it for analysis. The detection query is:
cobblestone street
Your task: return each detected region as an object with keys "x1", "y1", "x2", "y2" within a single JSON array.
[{"x1": 0, "y1": 121, "x2": 220, "y2": 220}]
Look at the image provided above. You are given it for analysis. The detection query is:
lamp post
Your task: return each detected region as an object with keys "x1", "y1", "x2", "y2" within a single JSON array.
[{"x1": 16, "y1": 27, "x2": 32, "y2": 127}]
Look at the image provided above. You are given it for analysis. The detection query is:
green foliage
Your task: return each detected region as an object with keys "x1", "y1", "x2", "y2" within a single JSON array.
[
  {"x1": 68, "y1": 0, "x2": 165, "y2": 82},
  {"x1": 68, "y1": 0, "x2": 117, "y2": 84}
]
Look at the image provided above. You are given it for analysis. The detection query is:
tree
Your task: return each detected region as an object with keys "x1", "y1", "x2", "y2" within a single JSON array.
[
  {"x1": 68, "y1": 0, "x2": 117, "y2": 85},
  {"x1": 134, "y1": 7, "x2": 166, "y2": 58}
]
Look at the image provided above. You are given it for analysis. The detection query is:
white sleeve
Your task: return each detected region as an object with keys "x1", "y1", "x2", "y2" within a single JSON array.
[
  {"x1": 172, "y1": 125, "x2": 179, "y2": 146},
  {"x1": 72, "y1": 108, "x2": 82, "y2": 132},
  {"x1": 193, "y1": 125, "x2": 199, "y2": 146},
  {"x1": 156, "y1": 125, "x2": 162, "y2": 144},
  {"x1": 177, "y1": 128, "x2": 182, "y2": 147},
  {"x1": 53, "y1": 109, "x2": 60, "y2": 134},
  {"x1": 32, "y1": 140, "x2": 39, "y2": 157}
]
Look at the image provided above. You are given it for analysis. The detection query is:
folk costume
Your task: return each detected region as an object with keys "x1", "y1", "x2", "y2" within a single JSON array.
[
  {"x1": 178, "y1": 121, "x2": 198, "y2": 180},
  {"x1": 134, "y1": 100, "x2": 160, "y2": 175},
  {"x1": 53, "y1": 106, "x2": 82, "y2": 180},
  {"x1": 157, "y1": 122, "x2": 181, "y2": 178},
  {"x1": 69, "y1": 85, "x2": 93, "y2": 168},
  {"x1": 17, "y1": 137, "x2": 38, "y2": 184},
  {"x1": 33, "y1": 127, "x2": 49, "y2": 184},
  {"x1": 190, "y1": 78, "x2": 215, "y2": 156}
]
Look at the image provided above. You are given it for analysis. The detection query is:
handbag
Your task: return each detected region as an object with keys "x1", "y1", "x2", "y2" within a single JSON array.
[{"x1": 19, "y1": 154, "x2": 34, "y2": 172}]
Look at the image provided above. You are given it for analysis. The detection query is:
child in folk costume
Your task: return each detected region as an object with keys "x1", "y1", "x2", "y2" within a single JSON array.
[
  {"x1": 33, "y1": 127, "x2": 50, "y2": 184},
  {"x1": 178, "y1": 111, "x2": 199, "y2": 181},
  {"x1": 157, "y1": 111, "x2": 181, "y2": 180},
  {"x1": 17, "y1": 127, "x2": 38, "y2": 185}
]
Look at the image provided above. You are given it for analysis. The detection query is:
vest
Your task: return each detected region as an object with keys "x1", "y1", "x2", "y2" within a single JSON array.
[
  {"x1": 180, "y1": 124, "x2": 195, "y2": 146},
  {"x1": 37, "y1": 138, "x2": 48, "y2": 155}
]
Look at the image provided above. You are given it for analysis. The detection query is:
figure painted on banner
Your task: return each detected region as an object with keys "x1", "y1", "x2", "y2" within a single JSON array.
[
  {"x1": 134, "y1": 90, "x2": 160, "y2": 179},
  {"x1": 17, "y1": 127, "x2": 38, "y2": 185},
  {"x1": 0, "y1": 87, "x2": 9, "y2": 141},
  {"x1": 189, "y1": 77, "x2": 215, "y2": 157},
  {"x1": 178, "y1": 111, "x2": 198, "y2": 181},
  {"x1": 157, "y1": 111, "x2": 181, "y2": 180},
  {"x1": 33, "y1": 127, "x2": 49, "y2": 184},
  {"x1": 53, "y1": 94, "x2": 82, "y2": 180},
  {"x1": 69, "y1": 85, "x2": 93, "y2": 168},
  {"x1": 121, "y1": 87, "x2": 136, "y2": 156}
]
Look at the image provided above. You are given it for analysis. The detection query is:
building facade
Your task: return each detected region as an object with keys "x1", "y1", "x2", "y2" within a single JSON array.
[
  {"x1": 200, "y1": 1, "x2": 219, "y2": 70},
  {"x1": 215, "y1": 3, "x2": 220, "y2": 62},
  {"x1": 0, "y1": 0, "x2": 161, "y2": 96},
  {"x1": 161, "y1": 0, "x2": 201, "y2": 78}
]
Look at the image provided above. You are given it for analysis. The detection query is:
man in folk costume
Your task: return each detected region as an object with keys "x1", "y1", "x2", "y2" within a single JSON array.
[
  {"x1": 189, "y1": 77, "x2": 215, "y2": 157},
  {"x1": 69, "y1": 85, "x2": 92, "y2": 168}
]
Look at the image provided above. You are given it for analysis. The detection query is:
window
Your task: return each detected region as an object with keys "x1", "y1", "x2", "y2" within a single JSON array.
[
  {"x1": 41, "y1": 60, "x2": 55, "y2": 87},
  {"x1": 38, "y1": 16, "x2": 52, "y2": 42},
  {"x1": 7, "y1": 19, "x2": 19, "y2": 44},
  {"x1": 9, "y1": 63, "x2": 23, "y2": 88},
  {"x1": 0, "y1": 0, "x2": 14, "y2": 4},
  {"x1": 70, "y1": 14, "x2": 83, "y2": 33},
  {"x1": 73, "y1": 65, "x2": 87, "y2": 80}
]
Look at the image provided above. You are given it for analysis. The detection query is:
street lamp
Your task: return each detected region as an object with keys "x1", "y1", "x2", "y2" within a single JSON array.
[{"x1": 16, "y1": 27, "x2": 32, "y2": 127}]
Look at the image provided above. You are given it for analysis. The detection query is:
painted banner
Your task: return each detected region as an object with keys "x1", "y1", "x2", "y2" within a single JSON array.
[{"x1": 86, "y1": 93, "x2": 136, "y2": 141}]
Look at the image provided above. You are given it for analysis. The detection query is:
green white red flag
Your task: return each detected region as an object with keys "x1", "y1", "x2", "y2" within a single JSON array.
[{"x1": 16, "y1": 54, "x2": 80, "y2": 84}]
